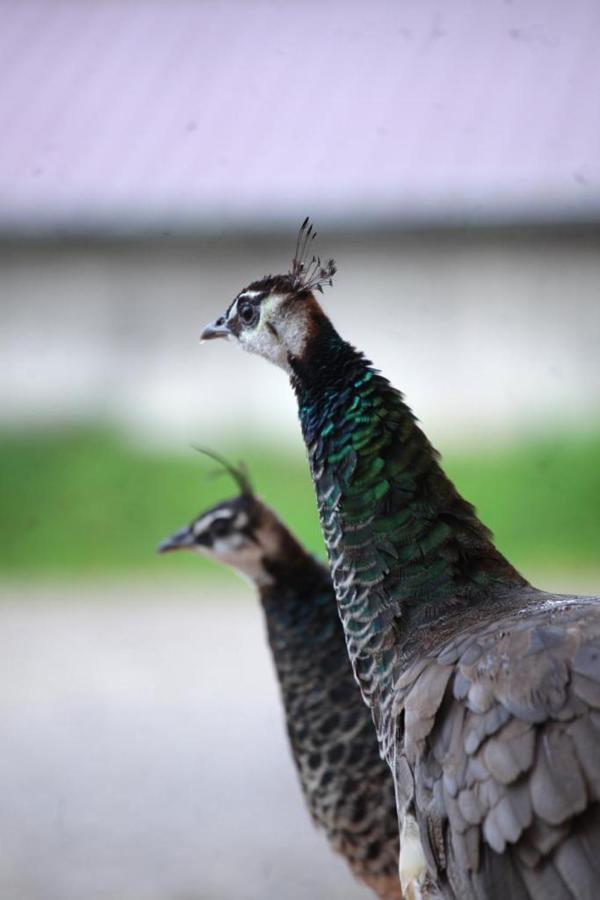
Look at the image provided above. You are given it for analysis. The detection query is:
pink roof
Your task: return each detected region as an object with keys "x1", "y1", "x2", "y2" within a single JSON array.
[{"x1": 1, "y1": 0, "x2": 599, "y2": 232}]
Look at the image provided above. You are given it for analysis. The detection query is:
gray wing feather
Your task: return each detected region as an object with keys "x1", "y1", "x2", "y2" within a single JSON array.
[{"x1": 394, "y1": 594, "x2": 600, "y2": 899}]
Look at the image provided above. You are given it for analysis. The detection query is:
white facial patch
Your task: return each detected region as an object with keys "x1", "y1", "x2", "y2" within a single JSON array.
[
  {"x1": 191, "y1": 504, "x2": 286, "y2": 588},
  {"x1": 193, "y1": 507, "x2": 256, "y2": 565},
  {"x1": 212, "y1": 533, "x2": 249, "y2": 555},
  {"x1": 238, "y1": 294, "x2": 310, "y2": 373}
]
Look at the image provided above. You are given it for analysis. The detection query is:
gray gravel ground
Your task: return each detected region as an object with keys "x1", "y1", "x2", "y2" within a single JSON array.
[{"x1": 0, "y1": 581, "x2": 374, "y2": 900}]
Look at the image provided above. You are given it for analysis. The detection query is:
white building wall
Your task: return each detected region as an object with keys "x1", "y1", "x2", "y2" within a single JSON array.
[{"x1": 2, "y1": 229, "x2": 599, "y2": 450}]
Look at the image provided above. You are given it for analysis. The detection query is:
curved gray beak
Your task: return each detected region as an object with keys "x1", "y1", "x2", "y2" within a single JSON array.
[
  {"x1": 157, "y1": 526, "x2": 195, "y2": 554},
  {"x1": 200, "y1": 316, "x2": 231, "y2": 342}
]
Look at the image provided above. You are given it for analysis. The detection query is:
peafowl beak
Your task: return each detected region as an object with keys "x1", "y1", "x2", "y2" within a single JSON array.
[
  {"x1": 200, "y1": 316, "x2": 231, "y2": 342},
  {"x1": 157, "y1": 526, "x2": 195, "y2": 554}
]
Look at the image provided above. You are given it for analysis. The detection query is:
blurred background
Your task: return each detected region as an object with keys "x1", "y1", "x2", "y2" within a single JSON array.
[{"x1": 1, "y1": 1, "x2": 599, "y2": 898}]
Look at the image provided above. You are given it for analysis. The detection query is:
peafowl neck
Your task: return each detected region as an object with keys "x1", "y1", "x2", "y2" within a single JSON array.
[
  {"x1": 257, "y1": 540, "x2": 402, "y2": 891},
  {"x1": 290, "y1": 323, "x2": 526, "y2": 723},
  {"x1": 259, "y1": 552, "x2": 370, "y2": 765},
  {"x1": 256, "y1": 520, "x2": 345, "y2": 658},
  {"x1": 260, "y1": 545, "x2": 333, "y2": 633}
]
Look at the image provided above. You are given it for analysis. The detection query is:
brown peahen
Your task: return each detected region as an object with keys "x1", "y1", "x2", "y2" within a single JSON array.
[
  {"x1": 157, "y1": 452, "x2": 403, "y2": 900},
  {"x1": 200, "y1": 220, "x2": 600, "y2": 900}
]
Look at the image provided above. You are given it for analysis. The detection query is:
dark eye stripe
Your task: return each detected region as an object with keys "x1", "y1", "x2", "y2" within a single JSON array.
[{"x1": 211, "y1": 518, "x2": 230, "y2": 536}]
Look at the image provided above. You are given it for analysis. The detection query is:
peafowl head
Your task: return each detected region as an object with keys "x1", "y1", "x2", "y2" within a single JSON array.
[
  {"x1": 157, "y1": 452, "x2": 293, "y2": 587},
  {"x1": 201, "y1": 218, "x2": 336, "y2": 373}
]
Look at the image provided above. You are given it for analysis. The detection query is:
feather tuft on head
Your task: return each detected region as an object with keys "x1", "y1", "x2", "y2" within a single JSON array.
[
  {"x1": 192, "y1": 446, "x2": 253, "y2": 497},
  {"x1": 289, "y1": 218, "x2": 337, "y2": 295}
]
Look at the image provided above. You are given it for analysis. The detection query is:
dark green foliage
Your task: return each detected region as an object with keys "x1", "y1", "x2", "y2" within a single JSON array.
[
  {"x1": 0, "y1": 426, "x2": 319, "y2": 580},
  {"x1": 0, "y1": 425, "x2": 598, "y2": 581}
]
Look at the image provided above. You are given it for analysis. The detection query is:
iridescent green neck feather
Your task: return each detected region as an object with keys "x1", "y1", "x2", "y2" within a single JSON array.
[{"x1": 290, "y1": 320, "x2": 526, "y2": 716}]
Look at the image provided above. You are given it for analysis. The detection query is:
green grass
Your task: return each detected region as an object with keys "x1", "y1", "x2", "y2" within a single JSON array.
[{"x1": 0, "y1": 426, "x2": 599, "y2": 582}]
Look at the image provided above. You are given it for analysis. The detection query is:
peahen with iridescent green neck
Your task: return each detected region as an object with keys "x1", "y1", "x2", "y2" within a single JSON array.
[
  {"x1": 157, "y1": 452, "x2": 404, "y2": 900},
  {"x1": 201, "y1": 221, "x2": 600, "y2": 900}
]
